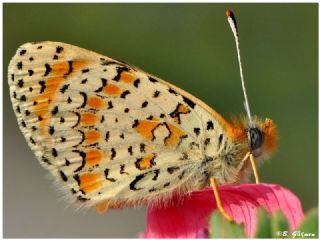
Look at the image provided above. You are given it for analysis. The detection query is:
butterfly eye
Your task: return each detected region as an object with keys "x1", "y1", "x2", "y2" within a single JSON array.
[{"x1": 249, "y1": 128, "x2": 263, "y2": 150}]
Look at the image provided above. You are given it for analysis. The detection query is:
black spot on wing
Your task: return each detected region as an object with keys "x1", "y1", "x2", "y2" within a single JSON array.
[
  {"x1": 163, "y1": 182, "x2": 170, "y2": 187},
  {"x1": 17, "y1": 79, "x2": 24, "y2": 88},
  {"x1": 167, "y1": 166, "x2": 180, "y2": 174},
  {"x1": 65, "y1": 60, "x2": 73, "y2": 76},
  {"x1": 28, "y1": 69, "x2": 34, "y2": 76},
  {"x1": 120, "y1": 164, "x2": 129, "y2": 175},
  {"x1": 128, "y1": 146, "x2": 133, "y2": 155},
  {"x1": 140, "y1": 143, "x2": 146, "y2": 153},
  {"x1": 218, "y1": 134, "x2": 223, "y2": 147},
  {"x1": 76, "y1": 92, "x2": 86, "y2": 108},
  {"x1": 120, "y1": 90, "x2": 130, "y2": 99},
  {"x1": 133, "y1": 79, "x2": 140, "y2": 88},
  {"x1": 204, "y1": 138, "x2": 211, "y2": 145},
  {"x1": 183, "y1": 96, "x2": 195, "y2": 109},
  {"x1": 207, "y1": 121, "x2": 214, "y2": 130},
  {"x1": 105, "y1": 131, "x2": 110, "y2": 142},
  {"x1": 194, "y1": 128, "x2": 200, "y2": 136},
  {"x1": 168, "y1": 88, "x2": 178, "y2": 95},
  {"x1": 107, "y1": 101, "x2": 113, "y2": 109},
  {"x1": 95, "y1": 78, "x2": 107, "y2": 92},
  {"x1": 60, "y1": 84, "x2": 69, "y2": 93},
  {"x1": 44, "y1": 63, "x2": 52, "y2": 76},
  {"x1": 141, "y1": 101, "x2": 148, "y2": 108},
  {"x1": 51, "y1": 106, "x2": 58, "y2": 115},
  {"x1": 148, "y1": 76, "x2": 158, "y2": 83},
  {"x1": 113, "y1": 66, "x2": 130, "y2": 81},
  {"x1": 19, "y1": 49, "x2": 26, "y2": 55},
  {"x1": 17, "y1": 61, "x2": 23, "y2": 70},
  {"x1": 59, "y1": 171, "x2": 68, "y2": 182},
  {"x1": 42, "y1": 156, "x2": 51, "y2": 165},
  {"x1": 20, "y1": 95, "x2": 26, "y2": 102},
  {"x1": 111, "y1": 148, "x2": 116, "y2": 160},
  {"x1": 56, "y1": 46, "x2": 64, "y2": 53},
  {"x1": 153, "y1": 90, "x2": 160, "y2": 98},
  {"x1": 132, "y1": 119, "x2": 139, "y2": 128},
  {"x1": 104, "y1": 168, "x2": 117, "y2": 182},
  {"x1": 73, "y1": 150, "x2": 86, "y2": 173},
  {"x1": 152, "y1": 169, "x2": 160, "y2": 180},
  {"x1": 130, "y1": 173, "x2": 145, "y2": 191},
  {"x1": 52, "y1": 148, "x2": 58, "y2": 157}
]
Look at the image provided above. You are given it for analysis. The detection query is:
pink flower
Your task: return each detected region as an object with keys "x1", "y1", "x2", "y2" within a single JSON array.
[{"x1": 142, "y1": 184, "x2": 304, "y2": 238}]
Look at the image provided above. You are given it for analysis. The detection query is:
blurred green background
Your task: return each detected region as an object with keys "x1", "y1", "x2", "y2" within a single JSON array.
[{"x1": 3, "y1": 3, "x2": 317, "y2": 238}]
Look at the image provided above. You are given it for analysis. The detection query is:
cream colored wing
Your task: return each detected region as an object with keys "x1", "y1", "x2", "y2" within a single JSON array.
[{"x1": 8, "y1": 41, "x2": 228, "y2": 208}]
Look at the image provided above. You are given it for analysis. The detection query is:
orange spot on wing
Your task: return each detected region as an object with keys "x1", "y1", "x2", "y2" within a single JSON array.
[
  {"x1": 32, "y1": 77, "x2": 64, "y2": 135},
  {"x1": 95, "y1": 201, "x2": 109, "y2": 213},
  {"x1": 52, "y1": 60, "x2": 87, "y2": 76},
  {"x1": 73, "y1": 61, "x2": 88, "y2": 72},
  {"x1": 103, "y1": 84, "x2": 121, "y2": 95},
  {"x1": 79, "y1": 173, "x2": 102, "y2": 194},
  {"x1": 87, "y1": 96, "x2": 105, "y2": 109},
  {"x1": 32, "y1": 60, "x2": 88, "y2": 137},
  {"x1": 84, "y1": 130, "x2": 100, "y2": 145},
  {"x1": 165, "y1": 123, "x2": 185, "y2": 146},
  {"x1": 46, "y1": 77, "x2": 64, "y2": 93},
  {"x1": 80, "y1": 113, "x2": 98, "y2": 126},
  {"x1": 33, "y1": 99, "x2": 49, "y2": 111},
  {"x1": 137, "y1": 154, "x2": 156, "y2": 170},
  {"x1": 86, "y1": 149, "x2": 103, "y2": 166},
  {"x1": 171, "y1": 103, "x2": 191, "y2": 123},
  {"x1": 177, "y1": 104, "x2": 190, "y2": 114},
  {"x1": 120, "y1": 71, "x2": 135, "y2": 83},
  {"x1": 52, "y1": 61, "x2": 69, "y2": 75},
  {"x1": 135, "y1": 120, "x2": 160, "y2": 141}
]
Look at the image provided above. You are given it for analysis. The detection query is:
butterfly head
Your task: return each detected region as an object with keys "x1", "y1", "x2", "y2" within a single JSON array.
[
  {"x1": 231, "y1": 116, "x2": 277, "y2": 159},
  {"x1": 248, "y1": 117, "x2": 277, "y2": 159},
  {"x1": 224, "y1": 116, "x2": 277, "y2": 183}
]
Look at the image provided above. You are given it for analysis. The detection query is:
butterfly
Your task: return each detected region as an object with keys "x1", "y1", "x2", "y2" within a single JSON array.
[{"x1": 8, "y1": 10, "x2": 277, "y2": 215}]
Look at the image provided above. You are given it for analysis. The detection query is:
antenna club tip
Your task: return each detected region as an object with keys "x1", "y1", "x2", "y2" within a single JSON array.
[{"x1": 226, "y1": 9, "x2": 233, "y2": 17}]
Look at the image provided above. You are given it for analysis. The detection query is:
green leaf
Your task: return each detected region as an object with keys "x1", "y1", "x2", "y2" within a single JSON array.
[
  {"x1": 255, "y1": 208, "x2": 272, "y2": 238},
  {"x1": 209, "y1": 211, "x2": 245, "y2": 238},
  {"x1": 295, "y1": 208, "x2": 318, "y2": 238},
  {"x1": 271, "y1": 210, "x2": 289, "y2": 238}
]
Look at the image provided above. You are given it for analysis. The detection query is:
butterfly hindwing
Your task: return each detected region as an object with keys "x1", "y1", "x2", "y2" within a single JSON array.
[{"x1": 8, "y1": 41, "x2": 226, "y2": 208}]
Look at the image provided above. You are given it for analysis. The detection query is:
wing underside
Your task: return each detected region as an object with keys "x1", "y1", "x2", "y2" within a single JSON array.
[{"x1": 8, "y1": 41, "x2": 225, "y2": 208}]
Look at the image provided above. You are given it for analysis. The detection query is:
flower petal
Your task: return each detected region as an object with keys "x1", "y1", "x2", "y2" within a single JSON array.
[{"x1": 142, "y1": 184, "x2": 304, "y2": 238}]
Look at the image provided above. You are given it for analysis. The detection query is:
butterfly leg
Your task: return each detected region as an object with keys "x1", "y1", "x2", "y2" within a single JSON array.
[
  {"x1": 249, "y1": 153, "x2": 260, "y2": 184},
  {"x1": 210, "y1": 177, "x2": 233, "y2": 222}
]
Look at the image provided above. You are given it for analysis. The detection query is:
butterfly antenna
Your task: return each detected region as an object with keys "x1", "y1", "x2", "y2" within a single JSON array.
[{"x1": 226, "y1": 10, "x2": 253, "y2": 127}]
